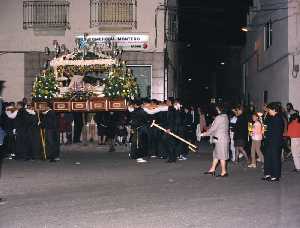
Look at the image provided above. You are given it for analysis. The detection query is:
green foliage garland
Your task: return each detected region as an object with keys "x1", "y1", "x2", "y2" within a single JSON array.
[
  {"x1": 104, "y1": 65, "x2": 139, "y2": 100},
  {"x1": 63, "y1": 90, "x2": 95, "y2": 101},
  {"x1": 57, "y1": 64, "x2": 109, "y2": 77},
  {"x1": 32, "y1": 69, "x2": 59, "y2": 101}
]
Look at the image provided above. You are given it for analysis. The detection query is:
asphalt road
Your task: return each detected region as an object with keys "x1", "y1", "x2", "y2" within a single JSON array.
[{"x1": 0, "y1": 142, "x2": 300, "y2": 228}]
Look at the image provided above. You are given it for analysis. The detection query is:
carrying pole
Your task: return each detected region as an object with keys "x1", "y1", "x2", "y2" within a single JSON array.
[
  {"x1": 37, "y1": 112, "x2": 47, "y2": 160},
  {"x1": 150, "y1": 120, "x2": 197, "y2": 151}
]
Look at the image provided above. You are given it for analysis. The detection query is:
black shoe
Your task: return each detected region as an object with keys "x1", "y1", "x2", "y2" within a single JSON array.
[
  {"x1": 204, "y1": 171, "x2": 216, "y2": 176},
  {"x1": 49, "y1": 159, "x2": 56, "y2": 163},
  {"x1": 268, "y1": 177, "x2": 280, "y2": 182},
  {"x1": 216, "y1": 173, "x2": 229, "y2": 177},
  {"x1": 261, "y1": 176, "x2": 271, "y2": 181}
]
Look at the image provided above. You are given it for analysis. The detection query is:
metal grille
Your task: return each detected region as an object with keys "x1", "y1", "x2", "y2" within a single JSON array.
[
  {"x1": 90, "y1": 0, "x2": 137, "y2": 29},
  {"x1": 23, "y1": 1, "x2": 70, "y2": 30},
  {"x1": 167, "y1": 13, "x2": 178, "y2": 41}
]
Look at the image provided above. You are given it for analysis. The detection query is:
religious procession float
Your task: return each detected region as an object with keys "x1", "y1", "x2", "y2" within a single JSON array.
[{"x1": 32, "y1": 34, "x2": 139, "y2": 112}]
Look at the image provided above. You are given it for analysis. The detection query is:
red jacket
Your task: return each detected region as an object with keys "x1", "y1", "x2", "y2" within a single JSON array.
[{"x1": 287, "y1": 120, "x2": 300, "y2": 138}]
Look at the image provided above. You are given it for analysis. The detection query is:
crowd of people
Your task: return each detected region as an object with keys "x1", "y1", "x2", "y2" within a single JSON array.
[
  {"x1": 1, "y1": 97, "x2": 300, "y2": 184},
  {"x1": 0, "y1": 98, "x2": 207, "y2": 163},
  {"x1": 0, "y1": 99, "x2": 60, "y2": 162},
  {"x1": 202, "y1": 101, "x2": 300, "y2": 181}
]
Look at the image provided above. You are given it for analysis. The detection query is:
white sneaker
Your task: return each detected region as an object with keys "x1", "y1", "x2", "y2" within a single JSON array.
[
  {"x1": 137, "y1": 158, "x2": 147, "y2": 163},
  {"x1": 179, "y1": 155, "x2": 188, "y2": 160},
  {"x1": 239, "y1": 154, "x2": 244, "y2": 158},
  {"x1": 0, "y1": 198, "x2": 6, "y2": 205},
  {"x1": 181, "y1": 156, "x2": 188, "y2": 161},
  {"x1": 150, "y1": 156, "x2": 157, "y2": 158},
  {"x1": 248, "y1": 164, "x2": 256, "y2": 168}
]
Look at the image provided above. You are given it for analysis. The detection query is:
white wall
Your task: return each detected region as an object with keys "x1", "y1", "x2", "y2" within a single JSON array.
[
  {"x1": 0, "y1": 53, "x2": 24, "y2": 101},
  {"x1": 242, "y1": 0, "x2": 289, "y2": 110},
  {"x1": 0, "y1": 0, "x2": 165, "y2": 52},
  {"x1": 0, "y1": 0, "x2": 168, "y2": 101},
  {"x1": 288, "y1": 0, "x2": 300, "y2": 110}
]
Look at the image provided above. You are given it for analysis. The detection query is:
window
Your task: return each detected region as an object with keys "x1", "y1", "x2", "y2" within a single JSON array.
[
  {"x1": 264, "y1": 20, "x2": 272, "y2": 50},
  {"x1": 90, "y1": 0, "x2": 137, "y2": 29},
  {"x1": 23, "y1": 1, "x2": 70, "y2": 30},
  {"x1": 167, "y1": 13, "x2": 178, "y2": 41}
]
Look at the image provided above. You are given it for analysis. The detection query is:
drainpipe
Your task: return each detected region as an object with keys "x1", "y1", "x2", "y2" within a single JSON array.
[
  {"x1": 164, "y1": 0, "x2": 168, "y2": 100},
  {"x1": 155, "y1": 2, "x2": 168, "y2": 100}
]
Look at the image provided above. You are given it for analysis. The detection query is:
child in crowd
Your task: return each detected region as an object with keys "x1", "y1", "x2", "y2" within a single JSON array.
[{"x1": 248, "y1": 112, "x2": 264, "y2": 168}]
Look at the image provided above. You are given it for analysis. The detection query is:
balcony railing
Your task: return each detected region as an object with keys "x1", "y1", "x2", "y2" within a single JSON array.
[
  {"x1": 90, "y1": 0, "x2": 137, "y2": 29},
  {"x1": 23, "y1": 1, "x2": 70, "y2": 30}
]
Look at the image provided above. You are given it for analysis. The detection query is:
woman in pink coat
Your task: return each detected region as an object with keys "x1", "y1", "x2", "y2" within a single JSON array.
[{"x1": 201, "y1": 103, "x2": 229, "y2": 177}]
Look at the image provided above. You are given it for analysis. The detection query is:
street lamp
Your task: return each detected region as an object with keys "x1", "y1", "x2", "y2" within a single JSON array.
[{"x1": 241, "y1": 26, "x2": 251, "y2": 32}]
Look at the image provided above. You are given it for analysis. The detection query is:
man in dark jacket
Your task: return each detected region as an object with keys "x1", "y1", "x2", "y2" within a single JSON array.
[
  {"x1": 262, "y1": 102, "x2": 284, "y2": 182},
  {"x1": 42, "y1": 103, "x2": 60, "y2": 162}
]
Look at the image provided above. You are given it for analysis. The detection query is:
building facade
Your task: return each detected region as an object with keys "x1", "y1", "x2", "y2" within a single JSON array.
[
  {"x1": 0, "y1": 0, "x2": 179, "y2": 102},
  {"x1": 242, "y1": 0, "x2": 300, "y2": 110}
]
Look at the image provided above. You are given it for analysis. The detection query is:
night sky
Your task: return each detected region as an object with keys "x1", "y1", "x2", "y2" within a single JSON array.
[{"x1": 178, "y1": 0, "x2": 251, "y2": 105}]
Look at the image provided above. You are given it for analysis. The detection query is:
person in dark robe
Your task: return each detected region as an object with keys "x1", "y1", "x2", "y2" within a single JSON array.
[
  {"x1": 129, "y1": 100, "x2": 148, "y2": 162},
  {"x1": 24, "y1": 104, "x2": 41, "y2": 160},
  {"x1": 165, "y1": 98, "x2": 184, "y2": 163},
  {"x1": 181, "y1": 106, "x2": 193, "y2": 160},
  {"x1": 15, "y1": 101, "x2": 27, "y2": 160},
  {"x1": 146, "y1": 99, "x2": 160, "y2": 158},
  {"x1": 42, "y1": 103, "x2": 60, "y2": 162},
  {"x1": 106, "y1": 111, "x2": 118, "y2": 152},
  {"x1": 156, "y1": 100, "x2": 169, "y2": 159},
  {"x1": 262, "y1": 102, "x2": 284, "y2": 182},
  {"x1": 2, "y1": 102, "x2": 17, "y2": 159},
  {"x1": 73, "y1": 112, "x2": 83, "y2": 143}
]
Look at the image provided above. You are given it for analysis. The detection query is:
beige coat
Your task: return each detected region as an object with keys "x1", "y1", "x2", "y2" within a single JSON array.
[{"x1": 203, "y1": 114, "x2": 229, "y2": 160}]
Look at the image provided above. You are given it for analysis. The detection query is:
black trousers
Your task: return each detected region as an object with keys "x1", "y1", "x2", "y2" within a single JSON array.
[
  {"x1": 130, "y1": 126, "x2": 148, "y2": 159},
  {"x1": 45, "y1": 129, "x2": 60, "y2": 160},
  {"x1": 3, "y1": 133, "x2": 15, "y2": 157},
  {"x1": 15, "y1": 129, "x2": 27, "y2": 159},
  {"x1": 147, "y1": 127, "x2": 159, "y2": 157},
  {"x1": 264, "y1": 146, "x2": 282, "y2": 178},
  {"x1": 166, "y1": 135, "x2": 178, "y2": 162},
  {"x1": 26, "y1": 128, "x2": 41, "y2": 159},
  {"x1": 157, "y1": 132, "x2": 168, "y2": 158}
]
